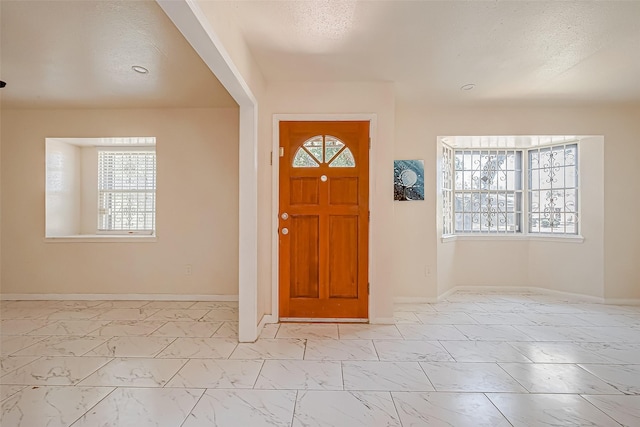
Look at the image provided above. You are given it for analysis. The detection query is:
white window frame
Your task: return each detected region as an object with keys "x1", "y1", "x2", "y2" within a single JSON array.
[
  {"x1": 452, "y1": 149, "x2": 523, "y2": 234},
  {"x1": 527, "y1": 142, "x2": 579, "y2": 235},
  {"x1": 442, "y1": 139, "x2": 581, "y2": 238},
  {"x1": 97, "y1": 146, "x2": 156, "y2": 236}
]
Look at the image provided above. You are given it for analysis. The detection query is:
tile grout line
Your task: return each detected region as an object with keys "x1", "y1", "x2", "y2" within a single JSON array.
[
  {"x1": 289, "y1": 389, "x2": 299, "y2": 427},
  {"x1": 494, "y1": 362, "x2": 531, "y2": 394},
  {"x1": 162, "y1": 358, "x2": 192, "y2": 388},
  {"x1": 73, "y1": 357, "x2": 116, "y2": 387},
  {"x1": 416, "y1": 358, "x2": 438, "y2": 392},
  {"x1": 483, "y1": 392, "x2": 516, "y2": 427},
  {"x1": 2, "y1": 295, "x2": 639, "y2": 425},
  {"x1": 388, "y1": 390, "x2": 405, "y2": 426},
  {"x1": 146, "y1": 320, "x2": 171, "y2": 336},
  {"x1": 68, "y1": 386, "x2": 118, "y2": 427},
  {"x1": 208, "y1": 321, "x2": 225, "y2": 338},
  {"x1": 177, "y1": 387, "x2": 208, "y2": 427},
  {"x1": 251, "y1": 359, "x2": 267, "y2": 389},
  {"x1": 79, "y1": 336, "x2": 112, "y2": 357},
  {"x1": 578, "y1": 394, "x2": 627, "y2": 427},
  {"x1": 152, "y1": 336, "x2": 180, "y2": 358}
]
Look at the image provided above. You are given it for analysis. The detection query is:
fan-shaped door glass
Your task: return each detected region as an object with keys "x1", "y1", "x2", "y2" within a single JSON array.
[{"x1": 292, "y1": 135, "x2": 355, "y2": 168}]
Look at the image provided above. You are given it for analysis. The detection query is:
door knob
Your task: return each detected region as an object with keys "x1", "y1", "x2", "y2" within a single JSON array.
[{"x1": 281, "y1": 227, "x2": 289, "y2": 235}]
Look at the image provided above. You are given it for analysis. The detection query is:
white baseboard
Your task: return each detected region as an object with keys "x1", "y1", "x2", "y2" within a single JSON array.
[
  {"x1": 448, "y1": 285, "x2": 541, "y2": 294},
  {"x1": 531, "y1": 287, "x2": 604, "y2": 303},
  {"x1": 258, "y1": 314, "x2": 278, "y2": 329},
  {"x1": 437, "y1": 285, "x2": 605, "y2": 303},
  {"x1": 0, "y1": 293, "x2": 239, "y2": 302},
  {"x1": 436, "y1": 287, "x2": 458, "y2": 301},
  {"x1": 604, "y1": 298, "x2": 640, "y2": 306},
  {"x1": 253, "y1": 314, "x2": 278, "y2": 343},
  {"x1": 392, "y1": 286, "x2": 638, "y2": 305},
  {"x1": 370, "y1": 317, "x2": 395, "y2": 324},
  {"x1": 393, "y1": 297, "x2": 438, "y2": 304}
]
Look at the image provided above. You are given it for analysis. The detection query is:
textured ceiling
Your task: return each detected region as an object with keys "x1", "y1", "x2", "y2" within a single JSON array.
[
  {"x1": 223, "y1": 0, "x2": 640, "y2": 106},
  {"x1": 0, "y1": 0, "x2": 236, "y2": 109},
  {"x1": 2, "y1": 1, "x2": 640, "y2": 108}
]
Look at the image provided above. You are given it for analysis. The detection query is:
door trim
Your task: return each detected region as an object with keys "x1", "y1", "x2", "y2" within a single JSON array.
[{"x1": 272, "y1": 114, "x2": 378, "y2": 323}]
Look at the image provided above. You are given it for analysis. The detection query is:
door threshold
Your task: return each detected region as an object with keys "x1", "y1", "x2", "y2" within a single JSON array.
[{"x1": 280, "y1": 317, "x2": 368, "y2": 323}]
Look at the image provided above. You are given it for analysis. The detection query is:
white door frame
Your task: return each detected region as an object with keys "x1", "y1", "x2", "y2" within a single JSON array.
[{"x1": 271, "y1": 114, "x2": 378, "y2": 322}]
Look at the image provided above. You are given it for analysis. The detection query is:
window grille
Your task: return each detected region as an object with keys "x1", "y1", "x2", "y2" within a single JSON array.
[
  {"x1": 98, "y1": 149, "x2": 156, "y2": 233},
  {"x1": 442, "y1": 144, "x2": 454, "y2": 235},
  {"x1": 528, "y1": 143, "x2": 578, "y2": 234},
  {"x1": 453, "y1": 150, "x2": 522, "y2": 233},
  {"x1": 441, "y1": 139, "x2": 580, "y2": 237}
]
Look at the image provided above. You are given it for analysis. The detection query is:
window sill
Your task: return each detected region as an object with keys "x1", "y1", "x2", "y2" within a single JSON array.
[
  {"x1": 441, "y1": 234, "x2": 584, "y2": 243},
  {"x1": 44, "y1": 235, "x2": 157, "y2": 243}
]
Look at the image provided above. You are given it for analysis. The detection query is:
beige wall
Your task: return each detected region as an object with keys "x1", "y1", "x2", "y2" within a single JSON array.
[
  {"x1": 263, "y1": 82, "x2": 397, "y2": 321},
  {"x1": 80, "y1": 146, "x2": 99, "y2": 234},
  {"x1": 45, "y1": 139, "x2": 81, "y2": 236},
  {"x1": 5, "y1": 102, "x2": 636, "y2": 303},
  {"x1": 3, "y1": 101, "x2": 638, "y2": 306},
  {"x1": 396, "y1": 103, "x2": 640, "y2": 300},
  {"x1": 527, "y1": 136, "x2": 605, "y2": 297},
  {"x1": 0, "y1": 97, "x2": 3, "y2": 293},
  {"x1": 193, "y1": 0, "x2": 269, "y2": 334},
  {"x1": 1, "y1": 107, "x2": 240, "y2": 296},
  {"x1": 394, "y1": 106, "x2": 438, "y2": 300},
  {"x1": 449, "y1": 137, "x2": 604, "y2": 296},
  {"x1": 601, "y1": 110, "x2": 640, "y2": 300},
  {"x1": 252, "y1": 87, "x2": 632, "y2": 309},
  {"x1": 454, "y1": 240, "x2": 530, "y2": 287}
]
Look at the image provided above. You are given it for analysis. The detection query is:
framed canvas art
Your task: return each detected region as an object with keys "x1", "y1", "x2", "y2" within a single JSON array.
[{"x1": 394, "y1": 160, "x2": 424, "y2": 201}]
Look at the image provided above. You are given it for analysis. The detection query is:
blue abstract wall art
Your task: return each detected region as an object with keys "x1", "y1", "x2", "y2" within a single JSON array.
[{"x1": 394, "y1": 159, "x2": 424, "y2": 201}]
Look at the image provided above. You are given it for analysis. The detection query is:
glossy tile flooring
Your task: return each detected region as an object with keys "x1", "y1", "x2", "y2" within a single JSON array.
[{"x1": 1, "y1": 292, "x2": 640, "y2": 426}]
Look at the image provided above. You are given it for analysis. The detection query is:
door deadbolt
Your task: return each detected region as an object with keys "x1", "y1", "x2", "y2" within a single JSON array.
[{"x1": 281, "y1": 227, "x2": 289, "y2": 235}]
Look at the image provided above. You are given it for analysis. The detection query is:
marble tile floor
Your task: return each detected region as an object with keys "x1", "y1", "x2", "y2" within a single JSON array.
[{"x1": 1, "y1": 293, "x2": 639, "y2": 426}]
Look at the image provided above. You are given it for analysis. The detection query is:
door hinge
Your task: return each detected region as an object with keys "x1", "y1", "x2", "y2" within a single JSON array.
[
  {"x1": 368, "y1": 211, "x2": 371, "y2": 221},
  {"x1": 279, "y1": 147, "x2": 284, "y2": 157},
  {"x1": 368, "y1": 283, "x2": 370, "y2": 294},
  {"x1": 270, "y1": 151, "x2": 273, "y2": 166}
]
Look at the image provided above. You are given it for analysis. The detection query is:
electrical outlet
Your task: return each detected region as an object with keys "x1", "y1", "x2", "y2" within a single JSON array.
[{"x1": 185, "y1": 264, "x2": 192, "y2": 276}]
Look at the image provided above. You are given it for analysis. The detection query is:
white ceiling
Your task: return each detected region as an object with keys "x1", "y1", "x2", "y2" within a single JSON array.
[
  {"x1": 223, "y1": 0, "x2": 640, "y2": 106},
  {"x1": 0, "y1": 0, "x2": 236, "y2": 109},
  {"x1": 2, "y1": 1, "x2": 640, "y2": 108}
]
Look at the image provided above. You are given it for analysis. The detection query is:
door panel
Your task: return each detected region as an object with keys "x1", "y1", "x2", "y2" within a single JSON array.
[
  {"x1": 290, "y1": 178, "x2": 320, "y2": 205},
  {"x1": 289, "y1": 215, "x2": 320, "y2": 298},
  {"x1": 328, "y1": 215, "x2": 358, "y2": 298},
  {"x1": 329, "y1": 177, "x2": 359, "y2": 205},
  {"x1": 279, "y1": 121, "x2": 369, "y2": 319}
]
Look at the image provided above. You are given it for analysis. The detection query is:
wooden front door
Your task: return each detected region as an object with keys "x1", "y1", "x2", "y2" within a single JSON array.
[{"x1": 279, "y1": 121, "x2": 369, "y2": 319}]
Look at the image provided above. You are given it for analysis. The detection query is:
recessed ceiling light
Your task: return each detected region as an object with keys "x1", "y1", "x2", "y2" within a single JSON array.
[
  {"x1": 132, "y1": 65, "x2": 149, "y2": 74},
  {"x1": 460, "y1": 83, "x2": 475, "y2": 91}
]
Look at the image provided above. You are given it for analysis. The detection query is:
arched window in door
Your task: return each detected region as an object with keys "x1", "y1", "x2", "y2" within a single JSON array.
[{"x1": 292, "y1": 135, "x2": 355, "y2": 168}]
